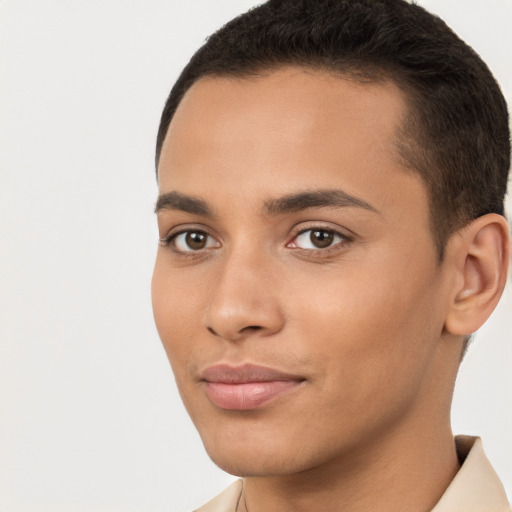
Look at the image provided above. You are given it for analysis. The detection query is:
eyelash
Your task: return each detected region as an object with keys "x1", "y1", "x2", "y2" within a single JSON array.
[
  {"x1": 288, "y1": 226, "x2": 353, "y2": 254},
  {"x1": 159, "y1": 228, "x2": 216, "y2": 254},
  {"x1": 159, "y1": 225, "x2": 354, "y2": 256}
]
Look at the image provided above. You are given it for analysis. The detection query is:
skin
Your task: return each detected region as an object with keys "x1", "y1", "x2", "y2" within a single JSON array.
[{"x1": 152, "y1": 68, "x2": 510, "y2": 512}]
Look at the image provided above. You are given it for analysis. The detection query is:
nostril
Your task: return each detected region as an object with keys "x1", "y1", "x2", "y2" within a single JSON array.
[
  {"x1": 241, "y1": 325, "x2": 263, "y2": 333},
  {"x1": 206, "y1": 325, "x2": 263, "y2": 338}
]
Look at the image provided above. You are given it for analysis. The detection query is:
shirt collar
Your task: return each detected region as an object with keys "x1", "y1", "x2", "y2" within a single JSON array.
[{"x1": 431, "y1": 436, "x2": 510, "y2": 512}]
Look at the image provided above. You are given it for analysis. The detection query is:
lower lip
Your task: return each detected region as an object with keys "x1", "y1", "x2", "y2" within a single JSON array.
[{"x1": 204, "y1": 380, "x2": 301, "y2": 410}]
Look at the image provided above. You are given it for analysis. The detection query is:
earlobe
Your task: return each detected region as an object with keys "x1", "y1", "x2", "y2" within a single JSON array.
[{"x1": 444, "y1": 214, "x2": 511, "y2": 336}]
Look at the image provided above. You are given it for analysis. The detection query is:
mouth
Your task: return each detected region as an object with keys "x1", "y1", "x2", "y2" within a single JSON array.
[{"x1": 200, "y1": 363, "x2": 305, "y2": 411}]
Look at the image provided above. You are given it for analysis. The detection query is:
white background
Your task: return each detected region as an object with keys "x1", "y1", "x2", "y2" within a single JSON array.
[{"x1": 0, "y1": 1, "x2": 510, "y2": 511}]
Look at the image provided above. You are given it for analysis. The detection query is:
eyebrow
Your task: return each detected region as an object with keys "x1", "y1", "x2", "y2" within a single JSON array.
[
  {"x1": 154, "y1": 188, "x2": 379, "y2": 217},
  {"x1": 264, "y1": 189, "x2": 379, "y2": 216},
  {"x1": 154, "y1": 191, "x2": 213, "y2": 216}
]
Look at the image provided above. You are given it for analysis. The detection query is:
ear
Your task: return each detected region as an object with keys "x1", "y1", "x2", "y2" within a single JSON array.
[{"x1": 444, "y1": 214, "x2": 511, "y2": 336}]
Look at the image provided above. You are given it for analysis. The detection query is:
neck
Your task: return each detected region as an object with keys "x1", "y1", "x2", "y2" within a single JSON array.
[{"x1": 240, "y1": 419, "x2": 459, "y2": 512}]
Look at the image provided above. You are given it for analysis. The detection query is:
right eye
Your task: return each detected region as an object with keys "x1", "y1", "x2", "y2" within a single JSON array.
[{"x1": 167, "y1": 230, "x2": 220, "y2": 252}]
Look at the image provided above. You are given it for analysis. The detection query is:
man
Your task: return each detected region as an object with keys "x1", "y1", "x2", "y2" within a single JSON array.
[{"x1": 151, "y1": 0, "x2": 511, "y2": 510}]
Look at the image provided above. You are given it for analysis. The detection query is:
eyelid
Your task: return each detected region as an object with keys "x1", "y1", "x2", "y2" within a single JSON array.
[
  {"x1": 158, "y1": 222, "x2": 355, "y2": 255},
  {"x1": 159, "y1": 224, "x2": 221, "y2": 251},
  {"x1": 287, "y1": 224, "x2": 355, "y2": 251}
]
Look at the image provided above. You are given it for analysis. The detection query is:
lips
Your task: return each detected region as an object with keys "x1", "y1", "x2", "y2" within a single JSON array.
[{"x1": 200, "y1": 363, "x2": 305, "y2": 410}]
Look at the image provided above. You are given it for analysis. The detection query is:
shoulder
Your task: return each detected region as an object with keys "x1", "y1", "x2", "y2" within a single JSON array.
[{"x1": 192, "y1": 479, "x2": 243, "y2": 512}]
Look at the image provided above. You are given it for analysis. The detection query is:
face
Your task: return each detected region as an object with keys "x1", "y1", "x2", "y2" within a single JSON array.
[{"x1": 152, "y1": 68, "x2": 453, "y2": 477}]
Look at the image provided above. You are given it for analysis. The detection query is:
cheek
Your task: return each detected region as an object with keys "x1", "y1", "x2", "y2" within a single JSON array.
[
  {"x1": 289, "y1": 252, "x2": 441, "y2": 404},
  {"x1": 151, "y1": 255, "x2": 200, "y2": 371}
]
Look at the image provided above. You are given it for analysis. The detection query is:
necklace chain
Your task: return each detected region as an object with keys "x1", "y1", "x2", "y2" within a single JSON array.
[{"x1": 236, "y1": 481, "x2": 249, "y2": 512}]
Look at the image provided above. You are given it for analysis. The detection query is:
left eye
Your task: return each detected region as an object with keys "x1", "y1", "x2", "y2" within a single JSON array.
[
  {"x1": 288, "y1": 229, "x2": 346, "y2": 250},
  {"x1": 172, "y1": 231, "x2": 220, "y2": 252}
]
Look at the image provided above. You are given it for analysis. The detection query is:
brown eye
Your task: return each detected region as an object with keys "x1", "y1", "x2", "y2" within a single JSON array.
[
  {"x1": 186, "y1": 231, "x2": 207, "y2": 250},
  {"x1": 171, "y1": 230, "x2": 220, "y2": 252},
  {"x1": 310, "y1": 230, "x2": 334, "y2": 248},
  {"x1": 288, "y1": 228, "x2": 348, "y2": 251}
]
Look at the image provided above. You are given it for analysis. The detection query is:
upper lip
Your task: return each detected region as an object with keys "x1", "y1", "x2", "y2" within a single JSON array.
[{"x1": 200, "y1": 363, "x2": 305, "y2": 384}]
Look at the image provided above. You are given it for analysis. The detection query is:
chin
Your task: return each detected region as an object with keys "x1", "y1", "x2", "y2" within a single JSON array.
[
  {"x1": 198, "y1": 424, "x2": 327, "y2": 478},
  {"x1": 200, "y1": 429, "x2": 282, "y2": 476},
  {"x1": 205, "y1": 445, "x2": 302, "y2": 478}
]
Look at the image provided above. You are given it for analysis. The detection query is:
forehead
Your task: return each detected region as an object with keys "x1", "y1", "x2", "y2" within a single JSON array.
[
  {"x1": 161, "y1": 67, "x2": 407, "y2": 170},
  {"x1": 157, "y1": 67, "x2": 426, "y2": 225}
]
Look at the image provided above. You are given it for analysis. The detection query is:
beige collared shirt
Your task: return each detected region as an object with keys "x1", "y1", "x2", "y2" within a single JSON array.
[{"x1": 194, "y1": 436, "x2": 510, "y2": 512}]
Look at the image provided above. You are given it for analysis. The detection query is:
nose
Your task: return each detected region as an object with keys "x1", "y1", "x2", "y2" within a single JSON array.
[{"x1": 203, "y1": 250, "x2": 285, "y2": 342}]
